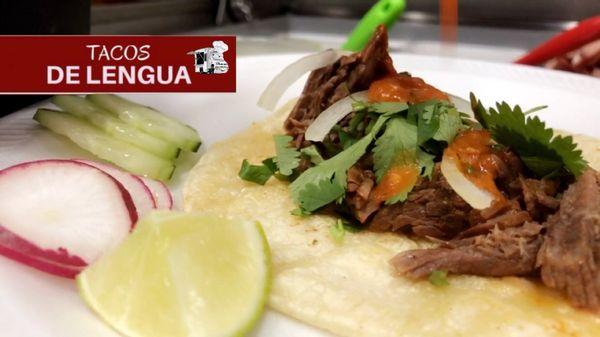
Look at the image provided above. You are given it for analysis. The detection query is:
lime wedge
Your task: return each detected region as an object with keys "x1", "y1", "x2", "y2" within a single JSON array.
[{"x1": 77, "y1": 211, "x2": 271, "y2": 337}]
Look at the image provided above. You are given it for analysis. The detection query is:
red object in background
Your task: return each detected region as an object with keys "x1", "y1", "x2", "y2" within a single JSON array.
[
  {"x1": 515, "y1": 16, "x2": 600, "y2": 65},
  {"x1": 439, "y1": 0, "x2": 458, "y2": 43},
  {"x1": 0, "y1": 36, "x2": 236, "y2": 93}
]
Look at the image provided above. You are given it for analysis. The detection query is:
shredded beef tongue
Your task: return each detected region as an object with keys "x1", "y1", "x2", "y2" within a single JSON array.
[
  {"x1": 369, "y1": 165, "x2": 472, "y2": 239},
  {"x1": 346, "y1": 165, "x2": 379, "y2": 222},
  {"x1": 519, "y1": 177, "x2": 560, "y2": 221},
  {"x1": 536, "y1": 169, "x2": 600, "y2": 310},
  {"x1": 391, "y1": 222, "x2": 543, "y2": 279},
  {"x1": 458, "y1": 209, "x2": 531, "y2": 238},
  {"x1": 284, "y1": 25, "x2": 395, "y2": 142}
]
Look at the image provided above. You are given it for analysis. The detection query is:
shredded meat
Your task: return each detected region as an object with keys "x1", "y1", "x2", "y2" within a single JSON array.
[
  {"x1": 519, "y1": 177, "x2": 560, "y2": 221},
  {"x1": 368, "y1": 165, "x2": 472, "y2": 239},
  {"x1": 457, "y1": 208, "x2": 531, "y2": 238},
  {"x1": 494, "y1": 149, "x2": 525, "y2": 194},
  {"x1": 536, "y1": 169, "x2": 600, "y2": 310},
  {"x1": 346, "y1": 166, "x2": 379, "y2": 222},
  {"x1": 366, "y1": 147, "x2": 564, "y2": 241},
  {"x1": 391, "y1": 221, "x2": 544, "y2": 278},
  {"x1": 284, "y1": 25, "x2": 395, "y2": 144}
]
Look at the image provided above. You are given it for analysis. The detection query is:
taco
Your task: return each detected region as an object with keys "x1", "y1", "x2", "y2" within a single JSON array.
[{"x1": 184, "y1": 26, "x2": 600, "y2": 336}]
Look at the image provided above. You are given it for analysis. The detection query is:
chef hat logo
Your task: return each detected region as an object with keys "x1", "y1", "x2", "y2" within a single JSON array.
[{"x1": 213, "y1": 40, "x2": 229, "y2": 53}]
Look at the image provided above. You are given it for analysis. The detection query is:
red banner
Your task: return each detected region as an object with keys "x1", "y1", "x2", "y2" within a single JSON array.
[{"x1": 0, "y1": 36, "x2": 236, "y2": 93}]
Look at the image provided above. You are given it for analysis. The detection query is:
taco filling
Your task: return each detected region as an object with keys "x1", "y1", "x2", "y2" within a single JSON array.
[{"x1": 240, "y1": 26, "x2": 598, "y2": 311}]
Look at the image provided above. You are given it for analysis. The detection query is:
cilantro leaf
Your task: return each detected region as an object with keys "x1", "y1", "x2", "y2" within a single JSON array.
[
  {"x1": 290, "y1": 208, "x2": 312, "y2": 217},
  {"x1": 338, "y1": 129, "x2": 358, "y2": 149},
  {"x1": 373, "y1": 117, "x2": 418, "y2": 182},
  {"x1": 290, "y1": 116, "x2": 390, "y2": 212},
  {"x1": 417, "y1": 111, "x2": 439, "y2": 145},
  {"x1": 352, "y1": 101, "x2": 409, "y2": 115},
  {"x1": 296, "y1": 178, "x2": 346, "y2": 212},
  {"x1": 348, "y1": 111, "x2": 366, "y2": 133},
  {"x1": 385, "y1": 190, "x2": 409, "y2": 205},
  {"x1": 412, "y1": 101, "x2": 463, "y2": 145},
  {"x1": 329, "y1": 219, "x2": 346, "y2": 243},
  {"x1": 238, "y1": 159, "x2": 274, "y2": 185},
  {"x1": 428, "y1": 270, "x2": 449, "y2": 287},
  {"x1": 433, "y1": 106, "x2": 463, "y2": 143},
  {"x1": 300, "y1": 145, "x2": 324, "y2": 164},
  {"x1": 273, "y1": 135, "x2": 301, "y2": 176},
  {"x1": 367, "y1": 102, "x2": 409, "y2": 114},
  {"x1": 417, "y1": 151, "x2": 435, "y2": 179},
  {"x1": 262, "y1": 157, "x2": 277, "y2": 173},
  {"x1": 471, "y1": 93, "x2": 587, "y2": 177}
]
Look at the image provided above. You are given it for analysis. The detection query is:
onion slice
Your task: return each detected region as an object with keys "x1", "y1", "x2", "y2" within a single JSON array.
[
  {"x1": 305, "y1": 91, "x2": 369, "y2": 142},
  {"x1": 257, "y1": 49, "x2": 352, "y2": 111},
  {"x1": 440, "y1": 153, "x2": 494, "y2": 210},
  {"x1": 447, "y1": 93, "x2": 472, "y2": 116}
]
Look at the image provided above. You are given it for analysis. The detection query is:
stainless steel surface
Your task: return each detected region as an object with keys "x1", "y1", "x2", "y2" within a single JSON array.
[
  {"x1": 189, "y1": 15, "x2": 559, "y2": 62},
  {"x1": 91, "y1": 0, "x2": 215, "y2": 34},
  {"x1": 91, "y1": 0, "x2": 286, "y2": 34},
  {"x1": 289, "y1": 0, "x2": 600, "y2": 29}
]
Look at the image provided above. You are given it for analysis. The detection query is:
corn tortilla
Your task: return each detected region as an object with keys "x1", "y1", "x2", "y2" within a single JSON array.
[{"x1": 183, "y1": 102, "x2": 600, "y2": 337}]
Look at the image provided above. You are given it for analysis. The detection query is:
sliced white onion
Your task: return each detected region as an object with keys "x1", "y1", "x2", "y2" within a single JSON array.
[
  {"x1": 440, "y1": 153, "x2": 494, "y2": 210},
  {"x1": 257, "y1": 49, "x2": 352, "y2": 111},
  {"x1": 305, "y1": 91, "x2": 369, "y2": 142}
]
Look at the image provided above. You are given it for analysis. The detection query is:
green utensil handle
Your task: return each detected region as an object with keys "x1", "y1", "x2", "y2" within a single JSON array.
[{"x1": 342, "y1": 0, "x2": 406, "y2": 52}]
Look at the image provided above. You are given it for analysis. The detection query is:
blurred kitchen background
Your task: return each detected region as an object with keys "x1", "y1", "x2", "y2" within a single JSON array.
[{"x1": 0, "y1": 0, "x2": 598, "y2": 115}]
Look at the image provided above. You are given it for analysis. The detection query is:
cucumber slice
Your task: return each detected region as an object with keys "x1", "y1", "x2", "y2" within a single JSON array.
[
  {"x1": 34, "y1": 109, "x2": 175, "y2": 181},
  {"x1": 52, "y1": 95, "x2": 180, "y2": 160},
  {"x1": 87, "y1": 94, "x2": 201, "y2": 152}
]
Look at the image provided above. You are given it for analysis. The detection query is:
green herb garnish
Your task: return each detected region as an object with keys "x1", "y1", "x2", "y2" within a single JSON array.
[
  {"x1": 372, "y1": 117, "x2": 418, "y2": 182},
  {"x1": 471, "y1": 93, "x2": 587, "y2": 177},
  {"x1": 385, "y1": 190, "x2": 409, "y2": 205},
  {"x1": 273, "y1": 135, "x2": 301, "y2": 176},
  {"x1": 352, "y1": 100, "x2": 409, "y2": 115},
  {"x1": 238, "y1": 159, "x2": 274, "y2": 185},
  {"x1": 289, "y1": 116, "x2": 390, "y2": 212},
  {"x1": 290, "y1": 208, "x2": 312, "y2": 217},
  {"x1": 329, "y1": 219, "x2": 346, "y2": 243},
  {"x1": 417, "y1": 151, "x2": 435, "y2": 179},
  {"x1": 300, "y1": 145, "x2": 324, "y2": 165},
  {"x1": 338, "y1": 129, "x2": 358, "y2": 149},
  {"x1": 428, "y1": 270, "x2": 449, "y2": 287},
  {"x1": 411, "y1": 100, "x2": 464, "y2": 145},
  {"x1": 261, "y1": 157, "x2": 277, "y2": 173}
]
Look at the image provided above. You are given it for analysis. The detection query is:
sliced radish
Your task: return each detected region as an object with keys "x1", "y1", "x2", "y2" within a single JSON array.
[
  {"x1": 0, "y1": 228, "x2": 85, "y2": 278},
  {"x1": 0, "y1": 160, "x2": 136, "y2": 278},
  {"x1": 140, "y1": 177, "x2": 173, "y2": 209},
  {"x1": 440, "y1": 154, "x2": 495, "y2": 209},
  {"x1": 75, "y1": 159, "x2": 157, "y2": 217}
]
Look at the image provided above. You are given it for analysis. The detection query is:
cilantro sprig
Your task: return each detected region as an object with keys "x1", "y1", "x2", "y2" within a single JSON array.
[
  {"x1": 273, "y1": 135, "x2": 300, "y2": 176},
  {"x1": 238, "y1": 159, "x2": 275, "y2": 185},
  {"x1": 241, "y1": 97, "x2": 468, "y2": 211},
  {"x1": 289, "y1": 116, "x2": 390, "y2": 212},
  {"x1": 471, "y1": 93, "x2": 587, "y2": 177},
  {"x1": 373, "y1": 117, "x2": 418, "y2": 181},
  {"x1": 370, "y1": 100, "x2": 464, "y2": 204},
  {"x1": 239, "y1": 135, "x2": 302, "y2": 184}
]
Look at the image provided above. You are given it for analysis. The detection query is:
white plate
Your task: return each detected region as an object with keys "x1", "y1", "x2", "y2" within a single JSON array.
[{"x1": 0, "y1": 54, "x2": 599, "y2": 337}]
